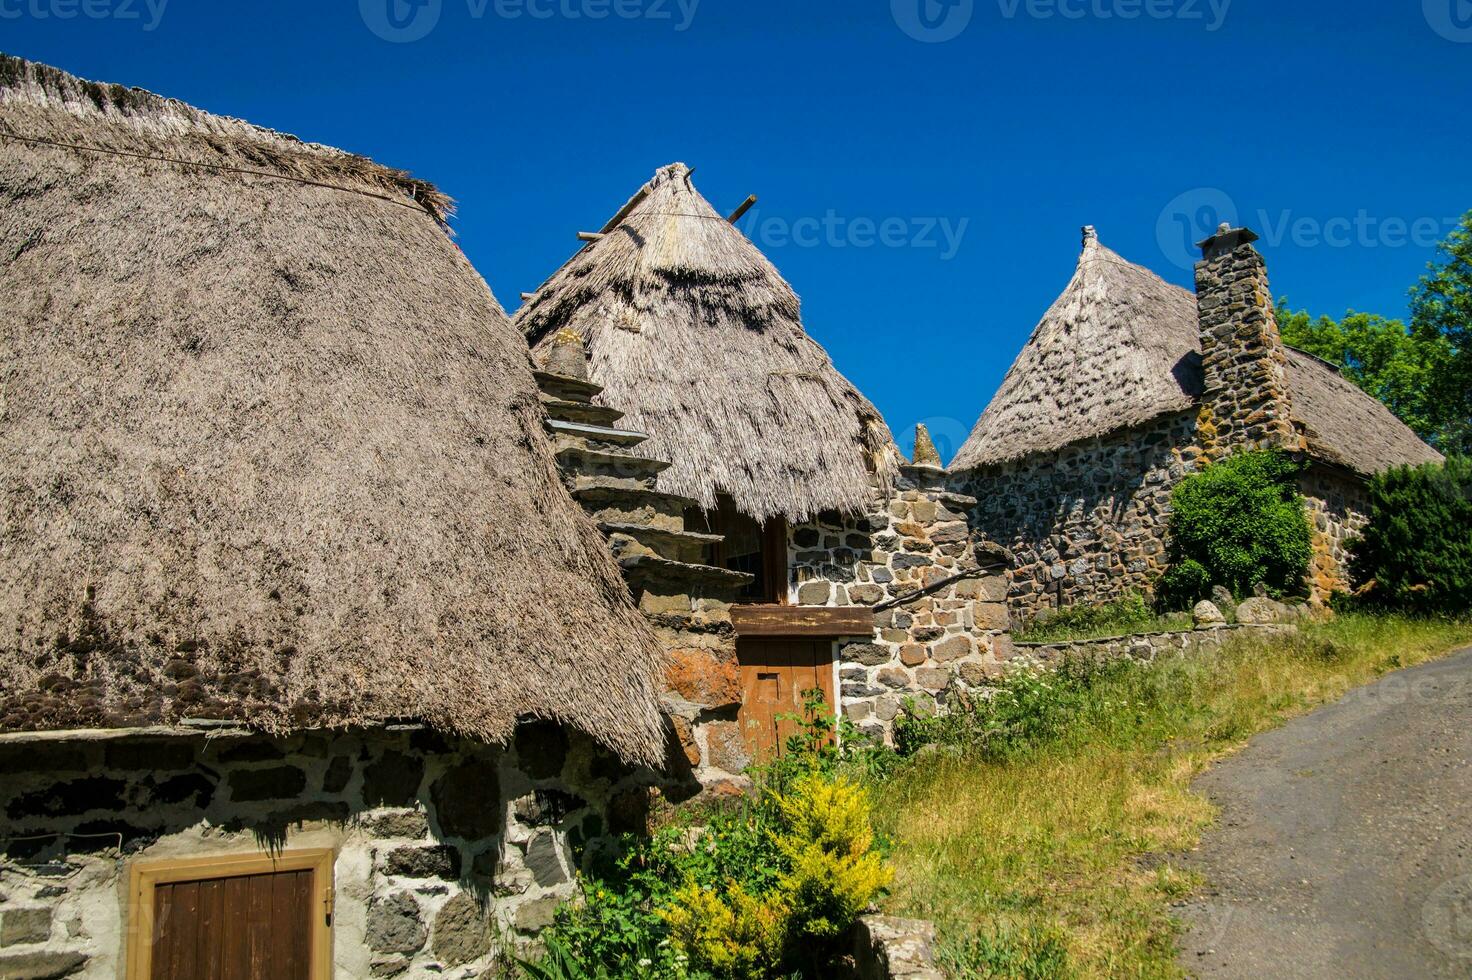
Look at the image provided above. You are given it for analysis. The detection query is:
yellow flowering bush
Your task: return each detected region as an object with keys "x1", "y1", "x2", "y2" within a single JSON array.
[
  {"x1": 532, "y1": 694, "x2": 893, "y2": 978},
  {"x1": 659, "y1": 881, "x2": 786, "y2": 979},
  {"x1": 770, "y1": 773, "x2": 893, "y2": 941}
]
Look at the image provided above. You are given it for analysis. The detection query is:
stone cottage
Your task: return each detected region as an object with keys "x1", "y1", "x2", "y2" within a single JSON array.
[
  {"x1": 517, "y1": 164, "x2": 1014, "y2": 758},
  {"x1": 951, "y1": 224, "x2": 1443, "y2": 622},
  {"x1": 0, "y1": 56, "x2": 674, "y2": 979}
]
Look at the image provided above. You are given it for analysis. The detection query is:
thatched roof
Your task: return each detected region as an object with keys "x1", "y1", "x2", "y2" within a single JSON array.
[
  {"x1": 953, "y1": 230, "x2": 1442, "y2": 475},
  {"x1": 0, "y1": 54, "x2": 666, "y2": 764},
  {"x1": 517, "y1": 163, "x2": 898, "y2": 523},
  {"x1": 1282, "y1": 347, "x2": 1443, "y2": 474}
]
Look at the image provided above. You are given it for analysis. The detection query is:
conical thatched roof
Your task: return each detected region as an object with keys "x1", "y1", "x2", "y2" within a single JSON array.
[
  {"x1": 517, "y1": 163, "x2": 898, "y2": 523},
  {"x1": 953, "y1": 230, "x2": 1442, "y2": 475},
  {"x1": 0, "y1": 55, "x2": 666, "y2": 764}
]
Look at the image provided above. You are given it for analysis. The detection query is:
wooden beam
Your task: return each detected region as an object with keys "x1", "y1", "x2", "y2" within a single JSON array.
[
  {"x1": 727, "y1": 194, "x2": 758, "y2": 224},
  {"x1": 576, "y1": 231, "x2": 604, "y2": 242},
  {"x1": 598, "y1": 186, "x2": 650, "y2": 234},
  {"x1": 730, "y1": 604, "x2": 873, "y2": 638},
  {"x1": 520, "y1": 292, "x2": 535, "y2": 302}
]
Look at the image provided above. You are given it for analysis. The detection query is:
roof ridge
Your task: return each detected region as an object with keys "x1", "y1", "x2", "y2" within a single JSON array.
[{"x1": 0, "y1": 52, "x2": 452, "y2": 222}]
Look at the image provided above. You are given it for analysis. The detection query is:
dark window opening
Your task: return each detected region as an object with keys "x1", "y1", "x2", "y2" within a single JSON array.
[{"x1": 686, "y1": 497, "x2": 788, "y2": 604}]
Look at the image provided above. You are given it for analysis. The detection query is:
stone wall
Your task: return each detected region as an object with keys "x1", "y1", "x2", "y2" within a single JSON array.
[
  {"x1": 1014, "y1": 622, "x2": 1296, "y2": 668},
  {"x1": 787, "y1": 467, "x2": 1012, "y2": 745},
  {"x1": 953, "y1": 411, "x2": 1201, "y2": 625},
  {"x1": 1301, "y1": 463, "x2": 1371, "y2": 602},
  {"x1": 0, "y1": 724, "x2": 648, "y2": 978}
]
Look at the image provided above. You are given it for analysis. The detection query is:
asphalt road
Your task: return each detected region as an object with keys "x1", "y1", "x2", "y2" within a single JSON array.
[{"x1": 1176, "y1": 645, "x2": 1472, "y2": 979}]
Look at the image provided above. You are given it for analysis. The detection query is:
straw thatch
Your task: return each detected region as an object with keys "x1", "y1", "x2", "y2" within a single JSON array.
[
  {"x1": 0, "y1": 54, "x2": 666, "y2": 764},
  {"x1": 517, "y1": 163, "x2": 899, "y2": 523},
  {"x1": 953, "y1": 231, "x2": 1442, "y2": 475}
]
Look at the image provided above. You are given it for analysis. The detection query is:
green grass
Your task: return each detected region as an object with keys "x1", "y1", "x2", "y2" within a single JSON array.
[
  {"x1": 1016, "y1": 593, "x2": 1196, "y2": 644},
  {"x1": 869, "y1": 614, "x2": 1472, "y2": 978}
]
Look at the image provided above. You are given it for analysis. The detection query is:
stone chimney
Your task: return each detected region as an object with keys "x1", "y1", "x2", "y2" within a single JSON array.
[{"x1": 1194, "y1": 223, "x2": 1296, "y2": 456}]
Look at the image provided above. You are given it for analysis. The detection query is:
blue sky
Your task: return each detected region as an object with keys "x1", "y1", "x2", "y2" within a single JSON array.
[{"x1": 4, "y1": 0, "x2": 1468, "y2": 461}]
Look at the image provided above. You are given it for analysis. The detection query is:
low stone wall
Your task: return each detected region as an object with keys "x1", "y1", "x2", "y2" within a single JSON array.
[
  {"x1": 844, "y1": 915, "x2": 944, "y2": 980},
  {"x1": 1015, "y1": 622, "x2": 1296, "y2": 666},
  {"x1": 0, "y1": 723, "x2": 646, "y2": 978}
]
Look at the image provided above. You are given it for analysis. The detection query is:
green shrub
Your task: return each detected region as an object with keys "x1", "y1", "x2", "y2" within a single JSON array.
[
  {"x1": 1160, "y1": 449, "x2": 1312, "y2": 607},
  {"x1": 1350, "y1": 457, "x2": 1472, "y2": 614},
  {"x1": 527, "y1": 694, "x2": 892, "y2": 979}
]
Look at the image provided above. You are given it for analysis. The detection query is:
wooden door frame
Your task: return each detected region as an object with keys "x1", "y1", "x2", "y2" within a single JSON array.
[{"x1": 126, "y1": 848, "x2": 335, "y2": 980}]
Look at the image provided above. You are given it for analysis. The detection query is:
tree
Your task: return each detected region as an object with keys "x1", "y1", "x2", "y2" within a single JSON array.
[
  {"x1": 1350, "y1": 458, "x2": 1472, "y2": 614},
  {"x1": 1410, "y1": 209, "x2": 1472, "y2": 456},
  {"x1": 1275, "y1": 304, "x2": 1451, "y2": 443}
]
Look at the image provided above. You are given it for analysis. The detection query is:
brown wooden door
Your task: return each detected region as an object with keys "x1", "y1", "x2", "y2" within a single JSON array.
[
  {"x1": 737, "y1": 638, "x2": 835, "y2": 761},
  {"x1": 150, "y1": 868, "x2": 314, "y2": 980}
]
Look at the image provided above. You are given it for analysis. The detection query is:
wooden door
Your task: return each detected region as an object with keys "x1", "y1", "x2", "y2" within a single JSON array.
[
  {"x1": 151, "y1": 870, "x2": 313, "y2": 979},
  {"x1": 129, "y1": 850, "x2": 333, "y2": 980},
  {"x1": 737, "y1": 638, "x2": 835, "y2": 761}
]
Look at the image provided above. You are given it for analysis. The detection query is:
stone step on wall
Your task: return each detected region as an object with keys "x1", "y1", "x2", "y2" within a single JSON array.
[
  {"x1": 534, "y1": 365, "x2": 754, "y2": 798},
  {"x1": 540, "y1": 395, "x2": 626, "y2": 428},
  {"x1": 531, "y1": 370, "x2": 602, "y2": 405},
  {"x1": 557, "y1": 446, "x2": 670, "y2": 487},
  {"x1": 570, "y1": 484, "x2": 692, "y2": 533},
  {"x1": 600, "y1": 522, "x2": 724, "y2": 566}
]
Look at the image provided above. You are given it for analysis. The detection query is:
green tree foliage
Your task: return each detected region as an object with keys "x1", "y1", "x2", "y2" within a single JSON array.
[
  {"x1": 1410, "y1": 210, "x2": 1472, "y2": 455},
  {"x1": 1349, "y1": 458, "x2": 1472, "y2": 614},
  {"x1": 1275, "y1": 303, "x2": 1451, "y2": 443},
  {"x1": 1159, "y1": 450, "x2": 1313, "y2": 606}
]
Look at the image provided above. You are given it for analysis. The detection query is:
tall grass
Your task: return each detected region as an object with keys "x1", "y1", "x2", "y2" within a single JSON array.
[{"x1": 871, "y1": 615, "x2": 1472, "y2": 978}]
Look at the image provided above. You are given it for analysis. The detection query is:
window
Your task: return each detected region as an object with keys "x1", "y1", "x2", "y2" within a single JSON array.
[{"x1": 686, "y1": 497, "x2": 788, "y2": 604}]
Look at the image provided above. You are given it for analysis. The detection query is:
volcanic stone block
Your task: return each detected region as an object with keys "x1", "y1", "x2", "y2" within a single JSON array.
[
  {"x1": 364, "y1": 810, "x2": 430, "y2": 840},
  {"x1": 383, "y1": 845, "x2": 461, "y2": 880},
  {"x1": 431, "y1": 762, "x2": 502, "y2": 840},
  {"x1": 227, "y1": 766, "x2": 306, "y2": 803},
  {"x1": 523, "y1": 832, "x2": 568, "y2": 887},
  {"x1": 664, "y1": 649, "x2": 741, "y2": 710},
  {"x1": 322, "y1": 756, "x2": 352, "y2": 794},
  {"x1": 513, "y1": 722, "x2": 568, "y2": 780},
  {"x1": 0, "y1": 951, "x2": 86, "y2": 978},
  {"x1": 433, "y1": 892, "x2": 491, "y2": 966},
  {"x1": 0, "y1": 908, "x2": 51, "y2": 946},
  {"x1": 6, "y1": 778, "x2": 126, "y2": 819},
  {"x1": 842, "y1": 643, "x2": 891, "y2": 667},
  {"x1": 362, "y1": 752, "x2": 423, "y2": 808},
  {"x1": 366, "y1": 892, "x2": 426, "y2": 954},
  {"x1": 215, "y1": 740, "x2": 286, "y2": 764},
  {"x1": 104, "y1": 740, "x2": 195, "y2": 772}
]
